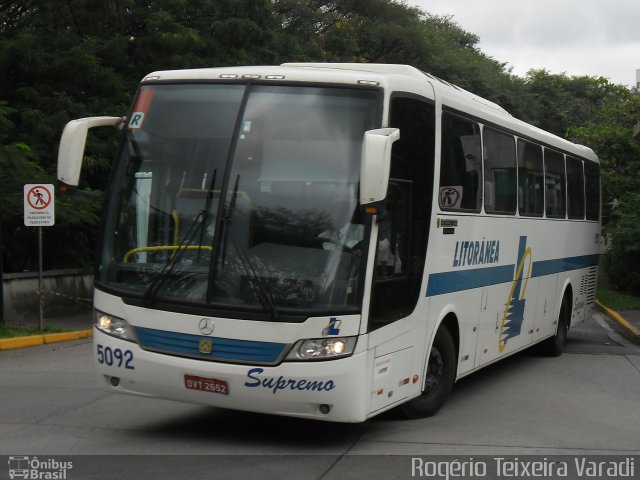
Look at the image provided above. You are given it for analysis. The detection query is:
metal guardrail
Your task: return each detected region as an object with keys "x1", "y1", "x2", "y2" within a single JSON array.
[{"x1": 2, "y1": 270, "x2": 93, "y2": 325}]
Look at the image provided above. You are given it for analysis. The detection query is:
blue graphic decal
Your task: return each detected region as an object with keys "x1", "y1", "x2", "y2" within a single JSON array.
[
  {"x1": 322, "y1": 317, "x2": 341, "y2": 336},
  {"x1": 498, "y1": 236, "x2": 532, "y2": 352}
]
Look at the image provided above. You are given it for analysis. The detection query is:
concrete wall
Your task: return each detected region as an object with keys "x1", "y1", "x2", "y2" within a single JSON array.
[{"x1": 2, "y1": 269, "x2": 93, "y2": 325}]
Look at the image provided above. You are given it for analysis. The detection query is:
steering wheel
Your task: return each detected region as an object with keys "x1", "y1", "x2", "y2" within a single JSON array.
[{"x1": 309, "y1": 236, "x2": 362, "y2": 254}]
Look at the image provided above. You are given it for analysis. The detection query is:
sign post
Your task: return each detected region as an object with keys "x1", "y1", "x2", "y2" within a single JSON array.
[{"x1": 24, "y1": 184, "x2": 55, "y2": 331}]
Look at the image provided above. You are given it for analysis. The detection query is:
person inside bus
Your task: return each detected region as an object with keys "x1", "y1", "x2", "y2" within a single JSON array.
[
  {"x1": 317, "y1": 192, "x2": 404, "y2": 278},
  {"x1": 317, "y1": 196, "x2": 363, "y2": 296},
  {"x1": 375, "y1": 184, "x2": 404, "y2": 277},
  {"x1": 376, "y1": 223, "x2": 402, "y2": 276},
  {"x1": 318, "y1": 197, "x2": 364, "y2": 251}
]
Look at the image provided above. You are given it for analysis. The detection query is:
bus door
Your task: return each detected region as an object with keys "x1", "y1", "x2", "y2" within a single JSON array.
[{"x1": 367, "y1": 94, "x2": 435, "y2": 414}]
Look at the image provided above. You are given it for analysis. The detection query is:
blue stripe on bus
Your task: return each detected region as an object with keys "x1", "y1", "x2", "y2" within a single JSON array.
[
  {"x1": 426, "y1": 265, "x2": 515, "y2": 296},
  {"x1": 426, "y1": 254, "x2": 599, "y2": 297},
  {"x1": 531, "y1": 254, "x2": 599, "y2": 277}
]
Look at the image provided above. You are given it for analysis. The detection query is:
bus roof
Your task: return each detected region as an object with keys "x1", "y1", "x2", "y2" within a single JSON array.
[{"x1": 142, "y1": 63, "x2": 598, "y2": 163}]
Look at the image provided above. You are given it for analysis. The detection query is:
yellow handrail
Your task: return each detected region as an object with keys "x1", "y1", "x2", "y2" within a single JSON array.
[{"x1": 123, "y1": 245, "x2": 213, "y2": 263}]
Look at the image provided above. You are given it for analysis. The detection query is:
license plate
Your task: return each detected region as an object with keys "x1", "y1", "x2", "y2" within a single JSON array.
[{"x1": 184, "y1": 374, "x2": 229, "y2": 395}]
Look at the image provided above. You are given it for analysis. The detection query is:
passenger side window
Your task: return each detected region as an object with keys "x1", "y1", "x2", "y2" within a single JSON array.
[
  {"x1": 544, "y1": 149, "x2": 566, "y2": 218},
  {"x1": 439, "y1": 112, "x2": 481, "y2": 212},
  {"x1": 517, "y1": 139, "x2": 544, "y2": 216},
  {"x1": 566, "y1": 156, "x2": 585, "y2": 219},
  {"x1": 483, "y1": 128, "x2": 516, "y2": 214},
  {"x1": 584, "y1": 162, "x2": 600, "y2": 221}
]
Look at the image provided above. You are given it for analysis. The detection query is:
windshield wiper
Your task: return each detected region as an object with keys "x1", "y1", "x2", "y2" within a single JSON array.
[
  {"x1": 218, "y1": 175, "x2": 280, "y2": 320},
  {"x1": 225, "y1": 225, "x2": 280, "y2": 321},
  {"x1": 143, "y1": 170, "x2": 218, "y2": 307},
  {"x1": 143, "y1": 208, "x2": 208, "y2": 307}
]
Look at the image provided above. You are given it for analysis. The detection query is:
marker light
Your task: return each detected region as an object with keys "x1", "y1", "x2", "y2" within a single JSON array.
[
  {"x1": 364, "y1": 206, "x2": 378, "y2": 215},
  {"x1": 286, "y1": 337, "x2": 357, "y2": 360},
  {"x1": 95, "y1": 310, "x2": 135, "y2": 342},
  {"x1": 357, "y1": 80, "x2": 380, "y2": 86}
]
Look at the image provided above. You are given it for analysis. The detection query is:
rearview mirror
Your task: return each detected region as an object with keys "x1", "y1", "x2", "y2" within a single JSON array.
[
  {"x1": 57, "y1": 116, "x2": 123, "y2": 187},
  {"x1": 359, "y1": 128, "x2": 400, "y2": 205}
]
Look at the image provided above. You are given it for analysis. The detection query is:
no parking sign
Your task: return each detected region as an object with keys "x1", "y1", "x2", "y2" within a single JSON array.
[{"x1": 24, "y1": 184, "x2": 55, "y2": 226}]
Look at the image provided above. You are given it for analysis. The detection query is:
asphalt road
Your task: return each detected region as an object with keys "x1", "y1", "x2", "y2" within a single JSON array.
[{"x1": 1, "y1": 312, "x2": 638, "y2": 480}]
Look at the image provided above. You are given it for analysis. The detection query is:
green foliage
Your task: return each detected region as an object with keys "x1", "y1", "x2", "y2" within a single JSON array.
[
  {"x1": 0, "y1": 0, "x2": 285, "y2": 272},
  {"x1": 603, "y1": 192, "x2": 640, "y2": 295},
  {"x1": 0, "y1": 324, "x2": 65, "y2": 338},
  {"x1": 597, "y1": 285, "x2": 640, "y2": 311},
  {"x1": 0, "y1": 102, "x2": 102, "y2": 271},
  {"x1": 565, "y1": 79, "x2": 640, "y2": 230},
  {"x1": 534, "y1": 75, "x2": 640, "y2": 291},
  {"x1": 518, "y1": 70, "x2": 595, "y2": 135}
]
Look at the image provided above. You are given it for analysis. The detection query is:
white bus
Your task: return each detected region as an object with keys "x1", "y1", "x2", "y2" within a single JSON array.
[{"x1": 57, "y1": 63, "x2": 600, "y2": 422}]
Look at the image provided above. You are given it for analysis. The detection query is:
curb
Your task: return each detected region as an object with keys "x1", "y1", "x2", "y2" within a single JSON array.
[
  {"x1": 0, "y1": 329, "x2": 93, "y2": 351},
  {"x1": 595, "y1": 299, "x2": 640, "y2": 338}
]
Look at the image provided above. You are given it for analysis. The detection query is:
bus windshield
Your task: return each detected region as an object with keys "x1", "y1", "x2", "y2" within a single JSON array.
[{"x1": 99, "y1": 83, "x2": 379, "y2": 318}]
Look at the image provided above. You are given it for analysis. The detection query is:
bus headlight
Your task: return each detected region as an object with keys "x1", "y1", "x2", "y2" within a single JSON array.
[
  {"x1": 95, "y1": 310, "x2": 135, "y2": 342},
  {"x1": 286, "y1": 337, "x2": 357, "y2": 360}
]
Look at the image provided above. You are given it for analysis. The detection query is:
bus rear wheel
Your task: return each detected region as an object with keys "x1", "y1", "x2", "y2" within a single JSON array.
[
  {"x1": 542, "y1": 295, "x2": 570, "y2": 357},
  {"x1": 399, "y1": 325, "x2": 456, "y2": 419}
]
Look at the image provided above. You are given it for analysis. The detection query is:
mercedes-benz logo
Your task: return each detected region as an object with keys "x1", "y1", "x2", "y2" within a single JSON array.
[{"x1": 198, "y1": 318, "x2": 215, "y2": 336}]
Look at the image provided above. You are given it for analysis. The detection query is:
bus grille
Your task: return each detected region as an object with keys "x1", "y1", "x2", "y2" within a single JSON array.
[
  {"x1": 580, "y1": 266, "x2": 598, "y2": 305},
  {"x1": 135, "y1": 327, "x2": 288, "y2": 365}
]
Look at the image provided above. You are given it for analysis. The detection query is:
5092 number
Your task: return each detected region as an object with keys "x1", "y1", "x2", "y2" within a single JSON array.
[{"x1": 97, "y1": 344, "x2": 135, "y2": 369}]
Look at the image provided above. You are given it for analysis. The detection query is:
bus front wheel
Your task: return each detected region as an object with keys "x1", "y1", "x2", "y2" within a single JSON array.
[{"x1": 399, "y1": 325, "x2": 456, "y2": 418}]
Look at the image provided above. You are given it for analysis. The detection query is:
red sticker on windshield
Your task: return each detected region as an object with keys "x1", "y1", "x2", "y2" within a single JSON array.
[{"x1": 128, "y1": 87, "x2": 156, "y2": 130}]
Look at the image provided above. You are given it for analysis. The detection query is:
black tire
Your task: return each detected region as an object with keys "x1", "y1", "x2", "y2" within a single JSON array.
[
  {"x1": 399, "y1": 325, "x2": 457, "y2": 418},
  {"x1": 542, "y1": 295, "x2": 570, "y2": 357}
]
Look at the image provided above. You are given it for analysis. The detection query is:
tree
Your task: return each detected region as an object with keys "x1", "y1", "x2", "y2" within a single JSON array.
[
  {"x1": 565, "y1": 81, "x2": 640, "y2": 292},
  {"x1": 0, "y1": 0, "x2": 288, "y2": 272},
  {"x1": 0, "y1": 101, "x2": 102, "y2": 272},
  {"x1": 602, "y1": 192, "x2": 640, "y2": 294}
]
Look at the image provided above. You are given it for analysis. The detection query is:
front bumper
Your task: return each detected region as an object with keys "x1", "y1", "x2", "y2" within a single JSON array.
[{"x1": 93, "y1": 328, "x2": 371, "y2": 422}]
